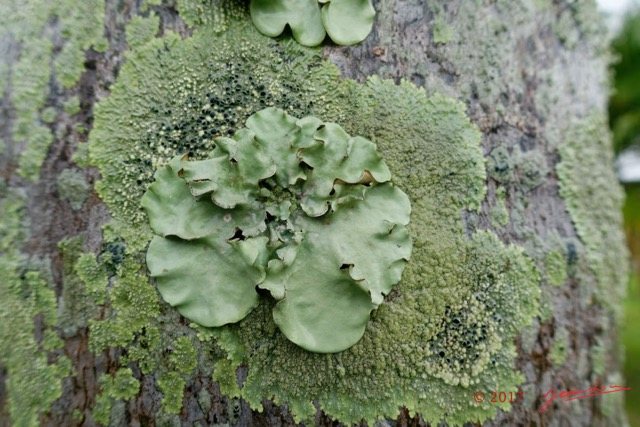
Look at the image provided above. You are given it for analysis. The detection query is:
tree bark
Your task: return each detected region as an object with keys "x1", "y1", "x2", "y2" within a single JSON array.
[{"x1": 0, "y1": 0, "x2": 628, "y2": 426}]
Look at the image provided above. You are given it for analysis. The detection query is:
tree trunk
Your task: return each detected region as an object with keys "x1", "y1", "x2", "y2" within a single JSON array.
[{"x1": 0, "y1": 1, "x2": 629, "y2": 426}]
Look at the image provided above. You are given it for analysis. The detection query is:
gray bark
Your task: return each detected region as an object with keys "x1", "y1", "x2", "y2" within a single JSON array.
[{"x1": 0, "y1": 1, "x2": 624, "y2": 426}]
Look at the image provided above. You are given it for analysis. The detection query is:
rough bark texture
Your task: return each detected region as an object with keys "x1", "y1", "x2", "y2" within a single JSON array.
[{"x1": 0, "y1": 1, "x2": 628, "y2": 426}]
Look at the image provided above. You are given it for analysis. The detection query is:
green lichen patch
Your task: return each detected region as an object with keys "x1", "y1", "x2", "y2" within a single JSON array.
[
  {"x1": 545, "y1": 250, "x2": 567, "y2": 286},
  {"x1": 490, "y1": 187, "x2": 509, "y2": 228},
  {"x1": 0, "y1": 0, "x2": 106, "y2": 182},
  {"x1": 63, "y1": 96, "x2": 81, "y2": 116},
  {"x1": 214, "y1": 77, "x2": 538, "y2": 425},
  {"x1": 93, "y1": 368, "x2": 140, "y2": 425},
  {"x1": 126, "y1": 13, "x2": 160, "y2": 50},
  {"x1": 41, "y1": 106, "x2": 57, "y2": 124},
  {"x1": 75, "y1": 252, "x2": 109, "y2": 305},
  {"x1": 53, "y1": 0, "x2": 107, "y2": 88},
  {"x1": 178, "y1": 0, "x2": 246, "y2": 31},
  {"x1": 557, "y1": 113, "x2": 629, "y2": 322},
  {"x1": 72, "y1": 142, "x2": 90, "y2": 167},
  {"x1": 157, "y1": 371, "x2": 186, "y2": 415},
  {"x1": 58, "y1": 236, "x2": 100, "y2": 337},
  {"x1": 513, "y1": 146, "x2": 548, "y2": 192},
  {"x1": 88, "y1": 256, "x2": 160, "y2": 352},
  {"x1": 13, "y1": 38, "x2": 54, "y2": 182},
  {"x1": 57, "y1": 168, "x2": 90, "y2": 210},
  {"x1": 0, "y1": 250, "x2": 70, "y2": 426},
  {"x1": 550, "y1": 326, "x2": 569, "y2": 366},
  {"x1": 100, "y1": 368, "x2": 141, "y2": 400},
  {"x1": 487, "y1": 144, "x2": 514, "y2": 183},
  {"x1": 89, "y1": 20, "x2": 540, "y2": 424},
  {"x1": 90, "y1": 22, "x2": 349, "y2": 251}
]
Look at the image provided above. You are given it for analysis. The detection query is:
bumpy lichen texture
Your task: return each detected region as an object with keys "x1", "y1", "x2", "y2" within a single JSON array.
[
  {"x1": 89, "y1": 18, "x2": 540, "y2": 424},
  {"x1": 126, "y1": 13, "x2": 160, "y2": 50},
  {"x1": 93, "y1": 368, "x2": 141, "y2": 425},
  {"x1": 0, "y1": 0, "x2": 106, "y2": 182},
  {"x1": 57, "y1": 168, "x2": 90, "y2": 210},
  {"x1": 557, "y1": 113, "x2": 629, "y2": 322},
  {"x1": 178, "y1": 0, "x2": 246, "y2": 31},
  {"x1": 142, "y1": 108, "x2": 411, "y2": 352},
  {"x1": 0, "y1": 187, "x2": 71, "y2": 426},
  {"x1": 249, "y1": 0, "x2": 375, "y2": 46}
]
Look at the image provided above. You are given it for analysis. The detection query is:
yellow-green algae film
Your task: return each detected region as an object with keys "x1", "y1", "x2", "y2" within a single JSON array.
[
  {"x1": 0, "y1": 0, "x2": 106, "y2": 182},
  {"x1": 88, "y1": 18, "x2": 540, "y2": 425}
]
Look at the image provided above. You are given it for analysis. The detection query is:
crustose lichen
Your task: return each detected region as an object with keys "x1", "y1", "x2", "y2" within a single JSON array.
[{"x1": 142, "y1": 107, "x2": 412, "y2": 353}]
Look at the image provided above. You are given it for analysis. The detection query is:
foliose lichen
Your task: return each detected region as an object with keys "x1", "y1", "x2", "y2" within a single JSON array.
[
  {"x1": 249, "y1": 0, "x2": 375, "y2": 46},
  {"x1": 143, "y1": 107, "x2": 412, "y2": 352},
  {"x1": 88, "y1": 17, "x2": 540, "y2": 424}
]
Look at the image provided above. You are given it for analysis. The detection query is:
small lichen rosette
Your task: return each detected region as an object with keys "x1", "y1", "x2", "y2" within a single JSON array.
[
  {"x1": 249, "y1": 0, "x2": 375, "y2": 46},
  {"x1": 142, "y1": 107, "x2": 411, "y2": 353}
]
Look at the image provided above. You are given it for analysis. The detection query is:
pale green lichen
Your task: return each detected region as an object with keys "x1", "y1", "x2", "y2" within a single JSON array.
[
  {"x1": 557, "y1": 113, "x2": 629, "y2": 322},
  {"x1": 88, "y1": 257, "x2": 160, "y2": 352},
  {"x1": 157, "y1": 371, "x2": 186, "y2": 415},
  {"x1": 0, "y1": 0, "x2": 106, "y2": 182},
  {"x1": 58, "y1": 236, "x2": 100, "y2": 337},
  {"x1": 93, "y1": 368, "x2": 140, "y2": 425},
  {"x1": 601, "y1": 373, "x2": 627, "y2": 424},
  {"x1": 41, "y1": 106, "x2": 57, "y2": 124},
  {"x1": 550, "y1": 326, "x2": 569, "y2": 366},
  {"x1": 490, "y1": 187, "x2": 509, "y2": 228},
  {"x1": 178, "y1": 0, "x2": 245, "y2": 31},
  {"x1": 75, "y1": 252, "x2": 109, "y2": 305},
  {"x1": 487, "y1": 145, "x2": 514, "y2": 183},
  {"x1": 249, "y1": 0, "x2": 375, "y2": 46},
  {"x1": 545, "y1": 250, "x2": 567, "y2": 286},
  {"x1": 53, "y1": 0, "x2": 107, "y2": 88},
  {"x1": 433, "y1": 19, "x2": 453, "y2": 44},
  {"x1": 57, "y1": 168, "x2": 90, "y2": 210},
  {"x1": 63, "y1": 96, "x2": 81, "y2": 115},
  {"x1": 72, "y1": 142, "x2": 90, "y2": 167},
  {"x1": 90, "y1": 23, "x2": 351, "y2": 251},
  {"x1": 0, "y1": 189, "x2": 71, "y2": 426},
  {"x1": 591, "y1": 338, "x2": 606, "y2": 377},
  {"x1": 126, "y1": 13, "x2": 160, "y2": 50},
  {"x1": 88, "y1": 18, "x2": 540, "y2": 424},
  {"x1": 102, "y1": 368, "x2": 141, "y2": 400},
  {"x1": 514, "y1": 146, "x2": 547, "y2": 192},
  {"x1": 13, "y1": 38, "x2": 53, "y2": 182},
  {"x1": 143, "y1": 0, "x2": 162, "y2": 9}
]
